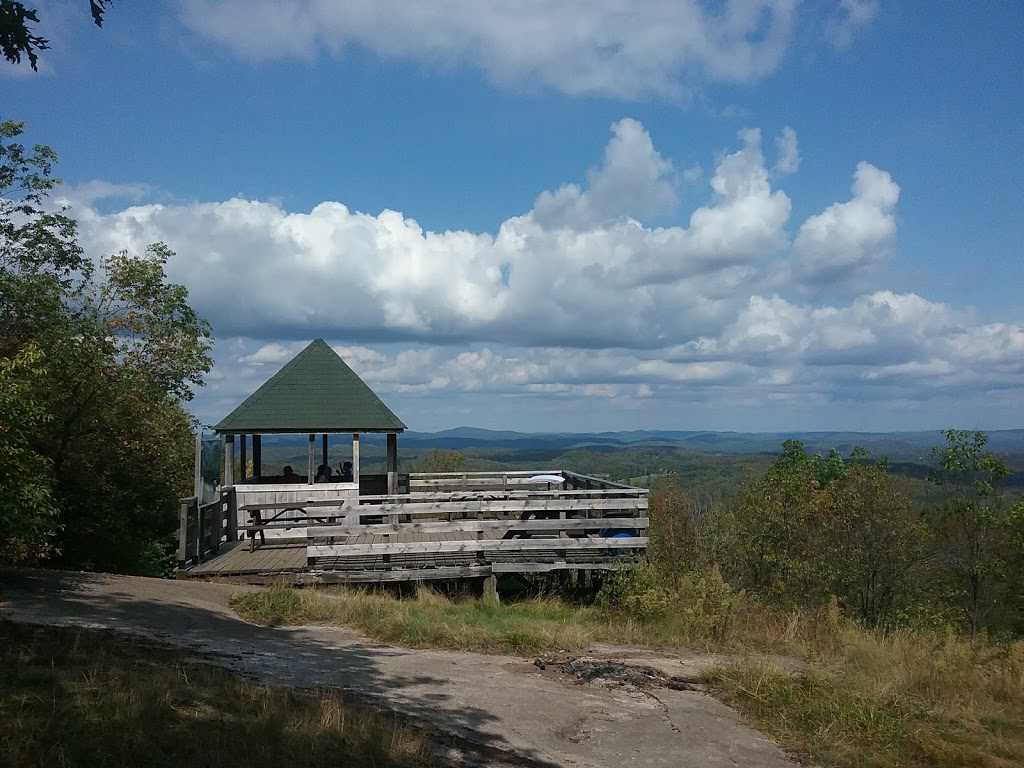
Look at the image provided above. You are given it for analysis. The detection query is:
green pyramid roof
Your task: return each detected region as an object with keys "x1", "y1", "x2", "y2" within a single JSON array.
[{"x1": 214, "y1": 339, "x2": 406, "y2": 434}]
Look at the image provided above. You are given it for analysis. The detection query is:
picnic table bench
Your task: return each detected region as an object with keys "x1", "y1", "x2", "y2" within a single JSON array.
[{"x1": 239, "y1": 499, "x2": 348, "y2": 551}]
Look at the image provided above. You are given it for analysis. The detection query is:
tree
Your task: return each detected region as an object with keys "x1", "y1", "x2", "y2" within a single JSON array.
[
  {"x1": 422, "y1": 448, "x2": 466, "y2": 473},
  {"x1": 1, "y1": 1, "x2": 113, "y2": 70},
  {"x1": 0, "y1": 342, "x2": 58, "y2": 563},
  {"x1": 724, "y1": 440, "x2": 834, "y2": 605},
  {"x1": 823, "y1": 455, "x2": 926, "y2": 627},
  {"x1": 1, "y1": 118, "x2": 212, "y2": 574},
  {"x1": 927, "y1": 429, "x2": 1024, "y2": 634}
]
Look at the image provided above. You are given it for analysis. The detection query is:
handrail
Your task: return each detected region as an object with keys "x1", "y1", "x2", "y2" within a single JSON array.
[{"x1": 176, "y1": 488, "x2": 238, "y2": 568}]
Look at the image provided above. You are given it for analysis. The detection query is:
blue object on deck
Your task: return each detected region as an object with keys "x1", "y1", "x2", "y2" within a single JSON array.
[{"x1": 606, "y1": 530, "x2": 633, "y2": 557}]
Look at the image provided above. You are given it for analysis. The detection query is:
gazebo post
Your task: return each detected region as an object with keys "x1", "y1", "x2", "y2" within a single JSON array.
[
  {"x1": 351, "y1": 433, "x2": 360, "y2": 485},
  {"x1": 307, "y1": 434, "x2": 315, "y2": 484},
  {"x1": 239, "y1": 434, "x2": 248, "y2": 482},
  {"x1": 224, "y1": 434, "x2": 234, "y2": 486},
  {"x1": 321, "y1": 434, "x2": 328, "y2": 469},
  {"x1": 252, "y1": 435, "x2": 262, "y2": 478},
  {"x1": 386, "y1": 432, "x2": 398, "y2": 494}
]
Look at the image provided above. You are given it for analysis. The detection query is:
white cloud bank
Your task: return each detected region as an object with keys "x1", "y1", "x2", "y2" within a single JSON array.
[
  {"x1": 69, "y1": 119, "x2": 1024, "y2": 430},
  {"x1": 178, "y1": 0, "x2": 808, "y2": 98}
]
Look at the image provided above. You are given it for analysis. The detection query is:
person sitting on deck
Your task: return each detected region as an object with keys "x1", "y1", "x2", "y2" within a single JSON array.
[
  {"x1": 315, "y1": 464, "x2": 333, "y2": 483},
  {"x1": 281, "y1": 465, "x2": 303, "y2": 483},
  {"x1": 339, "y1": 461, "x2": 353, "y2": 482}
]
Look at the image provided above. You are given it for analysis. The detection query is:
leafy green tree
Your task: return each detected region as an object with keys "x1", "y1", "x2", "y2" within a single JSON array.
[
  {"x1": 0, "y1": 342, "x2": 58, "y2": 563},
  {"x1": 927, "y1": 429, "x2": 1024, "y2": 634},
  {"x1": 422, "y1": 448, "x2": 467, "y2": 473},
  {"x1": 725, "y1": 440, "x2": 834, "y2": 606},
  {"x1": 1, "y1": 118, "x2": 212, "y2": 574},
  {"x1": 1, "y1": 1, "x2": 113, "y2": 70},
  {"x1": 823, "y1": 455, "x2": 926, "y2": 627}
]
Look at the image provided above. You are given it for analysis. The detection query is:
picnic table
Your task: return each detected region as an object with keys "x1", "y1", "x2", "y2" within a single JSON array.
[{"x1": 239, "y1": 499, "x2": 347, "y2": 551}]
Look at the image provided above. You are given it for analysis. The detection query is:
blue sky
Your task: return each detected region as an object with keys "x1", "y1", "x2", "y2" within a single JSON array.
[{"x1": 5, "y1": 1, "x2": 1023, "y2": 433}]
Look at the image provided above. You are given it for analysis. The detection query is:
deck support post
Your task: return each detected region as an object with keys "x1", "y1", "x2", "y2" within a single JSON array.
[
  {"x1": 321, "y1": 434, "x2": 329, "y2": 469},
  {"x1": 352, "y1": 433, "x2": 360, "y2": 484},
  {"x1": 386, "y1": 432, "x2": 398, "y2": 494},
  {"x1": 177, "y1": 497, "x2": 193, "y2": 568},
  {"x1": 239, "y1": 434, "x2": 248, "y2": 482},
  {"x1": 483, "y1": 574, "x2": 499, "y2": 604},
  {"x1": 307, "y1": 433, "x2": 315, "y2": 484},
  {"x1": 225, "y1": 487, "x2": 238, "y2": 543},
  {"x1": 224, "y1": 434, "x2": 234, "y2": 487},
  {"x1": 253, "y1": 435, "x2": 262, "y2": 478},
  {"x1": 193, "y1": 433, "x2": 202, "y2": 499}
]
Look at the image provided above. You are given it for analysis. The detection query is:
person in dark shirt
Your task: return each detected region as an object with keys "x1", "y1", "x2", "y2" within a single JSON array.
[
  {"x1": 340, "y1": 461, "x2": 354, "y2": 482},
  {"x1": 282, "y1": 465, "x2": 302, "y2": 483}
]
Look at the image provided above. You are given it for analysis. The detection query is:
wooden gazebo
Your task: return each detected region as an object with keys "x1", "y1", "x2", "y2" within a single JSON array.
[{"x1": 214, "y1": 338, "x2": 406, "y2": 494}]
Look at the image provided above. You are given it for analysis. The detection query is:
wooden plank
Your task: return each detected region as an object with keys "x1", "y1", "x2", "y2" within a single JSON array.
[
  {"x1": 561, "y1": 470, "x2": 638, "y2": 490},
  {"x1": 308, "y1": 536, "x2": 648, "y2": 558},
  {"x1": 349, "y1": 498, "x2": 646, "y2": 517},
  {"x1": 301, "y1": 566, "x2": 493, "y2": 584},
  {"x1": 356, "y1": 489, "x2": 646, "y2": 503},
  {"x1": 490, "y1": 562, "x2": 628, "y2": 573},
  {"x1": 307, "y1": 517, "x2": 649, "y2": 537}
]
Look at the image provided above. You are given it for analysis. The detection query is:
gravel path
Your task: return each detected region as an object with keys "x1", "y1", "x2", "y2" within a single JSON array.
[{"x1": 1, "y1": 569, "x2": 796, "y2": 768}]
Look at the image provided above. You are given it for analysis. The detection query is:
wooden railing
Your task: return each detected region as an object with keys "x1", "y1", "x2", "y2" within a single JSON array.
[
  {"x1": 407, "y1": 470, "x2": 567, "y2": 493},
  {"x1": 306, "y1": 483, "x2": 649, "y2": 566},
  {"x1": 561, "y1": 470, "x2": 639, "y2": 491},
  {"x1": 177, "y1": 488, "x2": 238, "y2": 568}
]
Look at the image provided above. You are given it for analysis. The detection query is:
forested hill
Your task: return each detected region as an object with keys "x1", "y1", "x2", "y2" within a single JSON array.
[{"x1": 260, "y1": 428, "x2": 1024, "y2": 465}]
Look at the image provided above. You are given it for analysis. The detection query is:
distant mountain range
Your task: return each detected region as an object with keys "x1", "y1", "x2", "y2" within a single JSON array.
[{"x1": 256, "y1": 427, "x2": 1024, "y2": 461}]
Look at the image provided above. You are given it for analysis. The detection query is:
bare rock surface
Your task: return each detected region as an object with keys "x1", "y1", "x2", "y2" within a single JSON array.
[{"x1": 1, "y1": 569, "x2": 796, "y2": 768}]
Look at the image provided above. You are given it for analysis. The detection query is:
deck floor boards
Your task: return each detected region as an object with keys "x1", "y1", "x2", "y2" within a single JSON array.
[{"x1": 185, "y1": 524, "x2": 638, "y2": 582}]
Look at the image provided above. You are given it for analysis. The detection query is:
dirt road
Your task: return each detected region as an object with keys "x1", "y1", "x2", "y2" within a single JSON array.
[{"x1": 1, "y1": 569, "x2": 795, "y2": 768}]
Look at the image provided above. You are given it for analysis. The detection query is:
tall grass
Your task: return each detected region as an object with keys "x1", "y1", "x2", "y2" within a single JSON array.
[
  {"x1": 709, "y1": 629, "x2": 1024, "y2": 767},
  {"x1": 0, "y1": 621, "x2": 438, "y2": 768},
  {"x1": 233, "y1": 582, "x2": 1024, "y2": 767}
]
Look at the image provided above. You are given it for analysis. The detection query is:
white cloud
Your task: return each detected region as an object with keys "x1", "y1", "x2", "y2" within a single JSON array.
[
  {"x1": 74, "y1": 121, "x2": 791, "y2": 349},
  {"x1": 790, "y1": 162, "x2": 899, "y2": 293},
  {"x1": 773, "y1": 125, "x2": 800, "y2": 175},
  {"x1": 66, "y1": 118, "x2": 1024, "y2": 430},
  {"x1": 827, "y1": 0, "x2": 879, "y2": 50},
  {"x1": 179, "y1": 0, "x2": 799, "y2": 98},
  {"x1": 533, "y1": 118, "x2": 678, "y2": 230}
]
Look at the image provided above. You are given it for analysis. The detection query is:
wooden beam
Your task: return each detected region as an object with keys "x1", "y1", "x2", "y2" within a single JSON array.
[
  {"x1": 299, "y1": 566, "x2": 493, "y2": 584},
  {"x1": 357, "y1": 489, "x2": 648, "y2": 502},
  {"x1": 307, "y1": 434, "x2": 315, "y2": 484},
  {"x1": 350, "y1": 498, "x2": 646, "y2": 516},
  {"x1": 490, "y1": 562, "x2": 628, "y2": 573},
  {"x1": 239, "y1": 434, "x2": 248, "y2": 482},
  {"x1": 307, "y1": 517, "x2": 649, "y2": 538},
  {"x1": 223, "y1": 434, "x2": 234, "y2": 487},
  {"x1": 253, "y1": 435, "x2": 262, "y2": 478},
  {"x1": 352, "y1": 433, "x2": 360, "y2": 484},
  {"x1": 308, "y1": 536, "x2": 648, "y2": 558},
  {"x1": 386, "y1": 432, "x2": 397, "y2": 494},
  {"x1": 193, "y1": 433, "x2": 202, "y2": 499}
]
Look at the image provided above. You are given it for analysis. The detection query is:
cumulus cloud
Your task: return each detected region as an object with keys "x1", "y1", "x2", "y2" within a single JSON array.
[
  {"x1": 790, "y1": 162, "x2": 899, "y2": 293},
  {"x1": 178, "y1": 0, "x2": 799, "y2": 98},
  {"x1": 73, "y1": 121, "x2": 791, "y2": 349},
  {"x1": 773, "y1": 126, "x2": 800, "y2": 175},
  {"x1": 65, "y1": 117, "x2": 1024, "y2": 430},
  {"x1": 533, "y1": 118, "x2": 678, "y2": 230}
]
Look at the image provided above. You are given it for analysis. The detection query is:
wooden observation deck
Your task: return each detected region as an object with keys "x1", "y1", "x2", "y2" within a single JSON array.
[{"x1": 176, "y1": 470, "x2": 648, "y2": 584}]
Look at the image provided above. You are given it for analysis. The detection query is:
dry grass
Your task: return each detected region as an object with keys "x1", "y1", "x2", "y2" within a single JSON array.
[
  {"x1": 0, "y1": 620, "x2": 440, "y2": 768},
  {"x1": 708, "y1": 626, "x2": 1024, "y2": 767},
  {"x1": 234, "y1": 584, "x2": 1024, "y2": 767}
]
